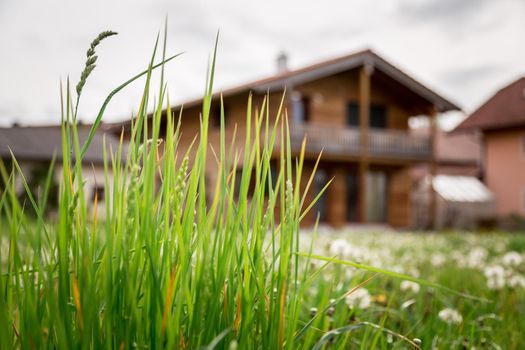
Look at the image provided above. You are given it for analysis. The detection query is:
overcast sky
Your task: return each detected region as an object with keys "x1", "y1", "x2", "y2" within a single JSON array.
[{"x1": 1, "y1": 0, "x2": 524, "y2": 129}]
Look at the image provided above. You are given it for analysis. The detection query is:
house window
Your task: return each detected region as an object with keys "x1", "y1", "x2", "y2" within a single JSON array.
[
  {"x1": 301, "y1": 96, "x2": 311, "y2": 123},
  {"x1": 292, "y1": 93, "x2": 311, "y2": 123},
  {"x1": 269, "y1": 163, "x2": 278, "y2": 188},
  {"x1": 347, "y1": 103, "x2": 359, "y2": 127},
  {"x1": 233, "y1": 168, "x2": 259, "y2": 199},
  {"x1": 370, "y1": 105, "x2": 387, "y2": 129},
  {"x1": 346, "y1": 102, "x2": 387, "y2": 128},
  {"x1": 92, "y1": 185, "x2": 105, "y2": 203},
  {"x1": 210, "y1": 103, "x2": 227, "y2": 128}
]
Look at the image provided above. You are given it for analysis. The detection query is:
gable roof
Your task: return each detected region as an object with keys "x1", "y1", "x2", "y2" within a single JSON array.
[
  {"x1": 178, "y1": 49, "x2": 461, "y2": 113},
  {"x1": 455, "y1": 77, "x2": 525, "y2": 131},
  {"x1": 0, "y1": 125, "x2": 124, "y2": 164}
]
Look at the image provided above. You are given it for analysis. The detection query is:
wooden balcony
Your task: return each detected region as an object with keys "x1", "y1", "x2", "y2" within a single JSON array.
[{"x1": 278, "y1": 123, "x2": 431, "y2": 161}]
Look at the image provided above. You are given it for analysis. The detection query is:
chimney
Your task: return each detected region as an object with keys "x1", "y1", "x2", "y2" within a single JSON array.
[{"x1": 276, "y1": 51, "x2": 288, "y2": 73}]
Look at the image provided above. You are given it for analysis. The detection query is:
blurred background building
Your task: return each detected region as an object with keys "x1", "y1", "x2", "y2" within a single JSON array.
[{"x1": 455, "y1": 77, "x2": 525, "y2": 228}]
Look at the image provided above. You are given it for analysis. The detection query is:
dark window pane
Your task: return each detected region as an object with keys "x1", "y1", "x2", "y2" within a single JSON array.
[
  {"x1": 347, "y1": 103, "x2": 387, "y2": 128},
  {"x1": 347, "y1": 103, "x2": 359, "y2": 127},
  {"x1": 292, "y1": 93, "x2": 310, "y2": 123},
  {"x1": 346, "y1": 172, "x2": 358, "y2": 221},
  {"x1": 210, "y1": 104, "x2": 227, "y2": 128},
  {"x1": 370, "y1": 105, "x2": 386, "y2": 129},
  {"x1": 302, "y1": 96, "x2": 311, "y2": 123},
  {"x1": 92, "y1": 186, "x2": 104, "y2": 203}
]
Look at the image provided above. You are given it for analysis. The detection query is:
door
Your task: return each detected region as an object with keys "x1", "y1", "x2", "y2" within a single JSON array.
[
  {"x1": 313, "y1": 169, "x2": 328, "y2": 222},
  {"x1": 346, "y1": 171, "x2": 359, "y2": 222},
  {"x1": 366, "y1": 171, "x2": 387, "y2": 222}
]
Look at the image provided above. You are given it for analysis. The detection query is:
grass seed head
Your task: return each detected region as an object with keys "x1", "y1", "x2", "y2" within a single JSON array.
[{"x1": 76, "y1": 30, "x2": 117, "y2": 97}]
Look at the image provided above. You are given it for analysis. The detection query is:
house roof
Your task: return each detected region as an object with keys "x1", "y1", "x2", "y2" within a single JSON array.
[
  {"x1": 455, "y1": 77, "x2": 525, "y2": 131},
  {"x1": 174, "y1": 49, "x2": 461, "y2": 113},
  {"x1": 433, "y1": 175, "x2": 493, "y2": 203},
  {"x1": 0, "y1": 125, "x2": 124, "y2": 164}
]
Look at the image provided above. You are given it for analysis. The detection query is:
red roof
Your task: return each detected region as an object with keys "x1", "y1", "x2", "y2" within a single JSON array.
[{"x1": 455, "y1": 77, "x2": 525, "y2": 131}]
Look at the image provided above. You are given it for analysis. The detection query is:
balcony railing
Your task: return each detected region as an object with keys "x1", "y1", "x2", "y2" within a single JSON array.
[{"x1": 280, "y1": 123, "x2": 431, "y2": 160}]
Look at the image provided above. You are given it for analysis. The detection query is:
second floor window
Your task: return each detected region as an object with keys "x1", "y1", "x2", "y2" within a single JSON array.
[
  {"x1": 370, "y1": 105, "x2": 387, "y2": 128},
  {"x1": 210, "y1": 104, "x2": 228, "y2": 129},
  {"x1": 347, "y1": 103, "x2": 359, "y2": 127},
  {"x1": 92, "y1": 185, "x2": 105, "y2": 203},
  {"x1": 292, "y1": 92, "x2": 311, "y2": 124},
  {"x1": 346, "y1": 103, "x2": 387, "y2": 129}
]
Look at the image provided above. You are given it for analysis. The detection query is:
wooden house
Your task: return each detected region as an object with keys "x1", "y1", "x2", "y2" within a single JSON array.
[{"x1": 126, "y1": 49, "x2": 461, "y2": 228}]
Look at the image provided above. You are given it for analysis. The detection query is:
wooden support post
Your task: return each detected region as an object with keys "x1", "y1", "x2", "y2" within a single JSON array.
[
  {"x1": 428, "y1": 105, "x2": 438, "y2": 230},
  {"x1": 358, "y1": 63, "x2": 372, "y2": 223}
]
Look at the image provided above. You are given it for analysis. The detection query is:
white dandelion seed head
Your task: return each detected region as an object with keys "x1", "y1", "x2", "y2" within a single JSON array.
[
  {"x1": 466, "y1": 247, "x2": 488, "y2": 268},
  {"x1": 502, "y1": 251, "x2": 523, "y2": 267},
  {"x1": 345, "y1": 288, "x2": 371, "y2": 310},
  {"x1": 430, "y1": 253, "x2": 446, "y2": 267},
  {"x1": 438, "y1": 308, "x2": 463, "y2": 325},
  {"x1": 484, "y1": 265, "x2": 506, "y2": 290},
  {"x1": 329, "y1": 239, "x2": 352, "y2": 258},
  {"x1": 400, "y1": 281, "x2": 420, "y2": 294},
  {"x1": 507, "y1": 274, "x2": 525, "y2": 289}
]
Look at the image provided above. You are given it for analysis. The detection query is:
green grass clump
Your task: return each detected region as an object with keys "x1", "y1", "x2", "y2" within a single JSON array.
[{"x1": 0, "y1": 30, "x2": 341, "y2": 349}]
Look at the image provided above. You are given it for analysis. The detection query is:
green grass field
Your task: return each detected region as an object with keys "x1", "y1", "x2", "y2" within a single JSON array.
[
  {"x1": 298, "y1": 230, "x2": 525, "y2": 349},
  {"x1": 1, "y1": 29, "x2": 524, "y2": 349}
]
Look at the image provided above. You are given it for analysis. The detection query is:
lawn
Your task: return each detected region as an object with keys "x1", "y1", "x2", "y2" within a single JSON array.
[{"x1": 297, "y1": 229, "x2": 525, "y2": 349}]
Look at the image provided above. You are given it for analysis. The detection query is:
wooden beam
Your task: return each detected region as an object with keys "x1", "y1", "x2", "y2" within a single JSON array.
[
  {"x1": 358, "y1": 64, "x2": 372, "y2": 222},
  {"x1": 428, "y1": 105, "x2": 438, "y2": 230},
  {"x1": 359, "y1": 65, "x2": 371, "y2": 157}
]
